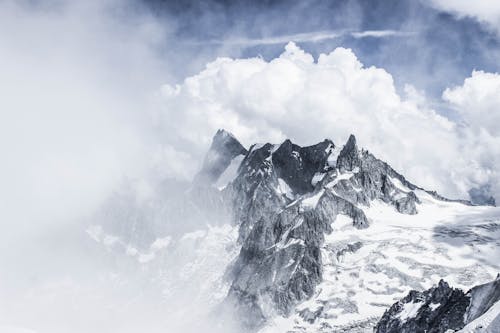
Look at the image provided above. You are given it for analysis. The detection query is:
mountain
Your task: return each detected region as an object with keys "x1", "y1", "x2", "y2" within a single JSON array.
[
  {"x1": 205, "y1": 130, "x2": 480, "y2": 329},
  {"x1": 86, "y1": 129, "x2": 500, "y2": 332},
  {"x1": 375, "y1": 276, "x2": 500, "y2": 333},
  {"x1": 194, "y1": 129, "x2": 248, "y2": 185}
]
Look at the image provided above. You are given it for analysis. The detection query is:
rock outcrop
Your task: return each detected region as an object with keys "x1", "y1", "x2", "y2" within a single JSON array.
[
  {"x1": 375, "y1": 276, "x2": 500, "y2": 333},
  {"x1": 194, "y1": 129, "x2": 248, "y2": 184},
  {"x1": 187, "y1": 129, "x2": 474, "y2": 329}
]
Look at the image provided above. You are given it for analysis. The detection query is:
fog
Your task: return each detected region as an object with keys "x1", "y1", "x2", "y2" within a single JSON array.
[
  {"x1": 0, "y1": 1, "x2": 238, "y2": 331},
  {"x1": 1, "y1": 0, "x2": 499, "y2": 332}
]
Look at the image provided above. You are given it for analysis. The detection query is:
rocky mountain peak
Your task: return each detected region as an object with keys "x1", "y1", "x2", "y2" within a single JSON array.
[
  {"x1": 194, "y1": 129, "x2": 247, "y2": 184},
  {"x1": 192, "y1": 130, "x2": 478, "y2": 330},
  {"x1": 337, "y1": 134, "x2": 360, "y2": 172},
  {"x1": 212, "y1": 129, "x2": 247, "y2": 156},
  {"x1": 272, "y1": 138, "x2": 334, "y2": 194},
  {"x1": 375, "y1": 276, "x2": 500, "y2": 333}
]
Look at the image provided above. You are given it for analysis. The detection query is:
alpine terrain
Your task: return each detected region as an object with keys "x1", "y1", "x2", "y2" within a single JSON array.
[{"x1": 88, "y1": 129, "x2": 500, "y2": 332}]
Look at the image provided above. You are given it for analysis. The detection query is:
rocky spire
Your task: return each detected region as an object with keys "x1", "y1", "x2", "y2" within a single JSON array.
[
  {"x1": 337, "y1": 134, "x2": 360, "y2": 172},
  {"x1": 194, "y1": 129, "x2": 247, "y2": 184}
]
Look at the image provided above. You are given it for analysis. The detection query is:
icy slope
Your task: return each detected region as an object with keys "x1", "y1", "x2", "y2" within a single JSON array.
[
  {"x1": 83, "y1": 129, "x2": 500, "y2": 332},
  {"x1": 458, "y1": 300, "x2": 500, "y2": 333},
  {"x1": 260, "y1": 192, "x2": 500, "y2": 332}
]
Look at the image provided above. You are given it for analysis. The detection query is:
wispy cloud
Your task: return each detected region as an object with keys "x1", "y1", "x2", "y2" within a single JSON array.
[
  {"x1": 194, "y1": 29, "x2": 415, "y2": 46},
  {"x1": 351, "y1": 30, "x2": 415, "y2": 38}
]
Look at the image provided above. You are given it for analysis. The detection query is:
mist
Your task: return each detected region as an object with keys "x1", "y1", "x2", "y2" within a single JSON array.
[
  {"x1": 0, "y1": 1, "x2": 238, "y2": 332},
  {"x1": 1, "y1": 0, "x2": 499, "y2": 332}
]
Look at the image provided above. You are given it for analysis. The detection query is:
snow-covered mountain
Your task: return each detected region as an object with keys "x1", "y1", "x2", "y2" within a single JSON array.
[{"x1": 87, "y1": 129, "x2": 500, "y2": 332}]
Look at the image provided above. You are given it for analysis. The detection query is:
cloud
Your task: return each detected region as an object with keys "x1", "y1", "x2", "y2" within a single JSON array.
[
  {"x1": 198, "y1": 29, "x2": 414, "y2": 46},
  {"x1": 0, "y1": 0, "x2": 174, "y2": 235},
  {"x1": 158, "y1": 42, "x2": 500, "y2": 202},
  {"x1": 0, "y1": 2, "x2": 240, "y2": 331},
  {"x1": 1, "y1": 1, "x2": 499, "y2": 331},
  {"x1": 443, "y1": 70, "x2": 500, "y2": 135},
  {"x1": 350, "y1": 30, "x2": 415, "y2": 38},
  {"x1": 424, "y1": 0, "x2": 500, "y2": 35},
  {"x1": 443, "y1": 70, "x2": 500, "y2": 201}
]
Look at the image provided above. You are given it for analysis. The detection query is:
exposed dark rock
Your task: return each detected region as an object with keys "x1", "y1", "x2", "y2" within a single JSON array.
[
  {"x1": 272, "y1": 139, "x2": 334, "y2": 194},
  {"x1": 337, "y1": 134, "x2": 360, "y2": 172},
  {"x1": 375, "y1": 276, "x2": 500, "y2": 333},
  {"x1": 299, "y1": 306, "x2": 324, "y2": 323},
  {"x1": 465, "y1": 274, "x2": 500, "y2": 323},
  {"x1": 189, "y1": 130, "x2": 476, "y2": 329},
  {"x1": 194, "y1": 129, "x2": 248, "y2": 184},
  {"x1": 335, "y1": 241, "x2": 363, "y2": 261},
  {"x1": 395, "y1": 191, "x2": 420, "y2": 215}
]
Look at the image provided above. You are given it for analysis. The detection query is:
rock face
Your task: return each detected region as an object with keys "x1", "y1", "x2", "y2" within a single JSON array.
[
  {"x1": 375, "y1": 276, "x2": 500, "y2": 333},
  {"x1": 192, "y1": 129, "x2": 472, "y2": 329},
  {"x1": 194, "y1": 129, "x2": 248, "y2": 184}
]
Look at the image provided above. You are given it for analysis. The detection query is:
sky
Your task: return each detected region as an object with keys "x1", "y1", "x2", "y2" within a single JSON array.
[
  {"x1": 1, "y1": 0, "x2": 500, "y2": 331},
  {"x1": 0, "y1": 0, "x2": 499, "y2": 245},
  {"x1": 146, "y1": 0, "x2": 500, "y2": 201}
]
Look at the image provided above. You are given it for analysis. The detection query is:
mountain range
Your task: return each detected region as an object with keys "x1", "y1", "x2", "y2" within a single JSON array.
[{"x1": 88, "y1": 129, "x2": 500, "y2": 332}]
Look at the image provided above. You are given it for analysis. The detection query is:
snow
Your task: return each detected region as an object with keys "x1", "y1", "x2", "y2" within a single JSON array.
[
  {"x1": 327, "y1": 145, "x2": 342, "y2": 167},
  {"x1": 270, "y1": 143, "x2": 280, "y2": 154},
  {"x1": 397, "y1": 300, "x2": 424, "y2": 320},
  {"x1": 457, "y1": 300, "x2": 500, "y2": 333},
  {"x1": 311, "y1": 172, "x2": 326, "y2": 186},
  {"x1": 464, "y1": 276, "x2": 500, "y2": 324},
  {"x1": 390, "y1": 176, "x2": 410, "y2": 192},
  {"x1": 161, "y1": 224, "x2": 240, "y2": 309},
  {"x1": 216, "y1": 155, "x2": 245, "y2": 189},
  {"x1": 274, "y1": 217, "x2": 305, "y2": 250},
  {"x1": 251, "y1": 143, "x2": 266, "y2": 151},
  {"x1": 325, "y1": 171, "x2": 354, "y2": 188},
  {"x1": 429, "y1": 302, "x2": 441, "y2": 311},
  {"x1": 277, "y1": 178, "x2": 294, "y2": 199},
  {"x1": 301, "y1": 189, "x2": 325, "y2": 209},
  {"x1": 261, "y1": 195, "x2": 500, "y2": 332},
  {"x1": 280, "y1": 238, "x2": 305, "y2": 249}
]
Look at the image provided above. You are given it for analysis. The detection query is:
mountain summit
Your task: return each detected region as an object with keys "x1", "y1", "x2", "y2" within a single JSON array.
[
  {"x1": 191, "y1": 129, "x2": 477, "y2": 329},
  {"x1": 88, "y1": 129, "x2": 500, "y2": 333},
  {"x1": 195, "y1": 129, "x2": 248, "y2": 184}
]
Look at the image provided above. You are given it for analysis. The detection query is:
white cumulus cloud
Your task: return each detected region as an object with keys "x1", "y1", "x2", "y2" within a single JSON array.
[
  {"x1": 443, "y1": 70, "x2": 500, "y2": 201},
  {"x1": 158, "y1": 42, "x2": 500, "y2": 202}
]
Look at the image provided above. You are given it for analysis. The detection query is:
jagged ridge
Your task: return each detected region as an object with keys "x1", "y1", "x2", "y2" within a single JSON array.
[
  {"x1": 375, "y1": 276, "x2": 500, "y2": 333},
  {"x1": 194, "y1": 129, "x2": 475, "y2": 329}
]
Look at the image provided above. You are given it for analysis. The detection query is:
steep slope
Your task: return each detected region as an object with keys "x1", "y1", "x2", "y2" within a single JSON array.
[
  {"x1": 217, "y1": 131, "x2": 484, "y2": 330},
  {"x1": 260, "y1": 193, "x2": 500, "y2": 333},
  {"x1": 86, "y1": 129, "x2": 500, "y2": 332},
  {"x1": 375, "y1": 276, "x2": 500, "y2": 333},
  {"x1": 194, "y1": 129, "x2": 248, "y2": 185},
  {"x1": 89, "y1": 129, "x2": 245, "y2": 249}
]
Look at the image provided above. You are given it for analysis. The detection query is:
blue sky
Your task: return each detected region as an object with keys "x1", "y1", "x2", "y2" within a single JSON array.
[{"x1": 144, "y1": 0, "x2": 500, "y2": 100}]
